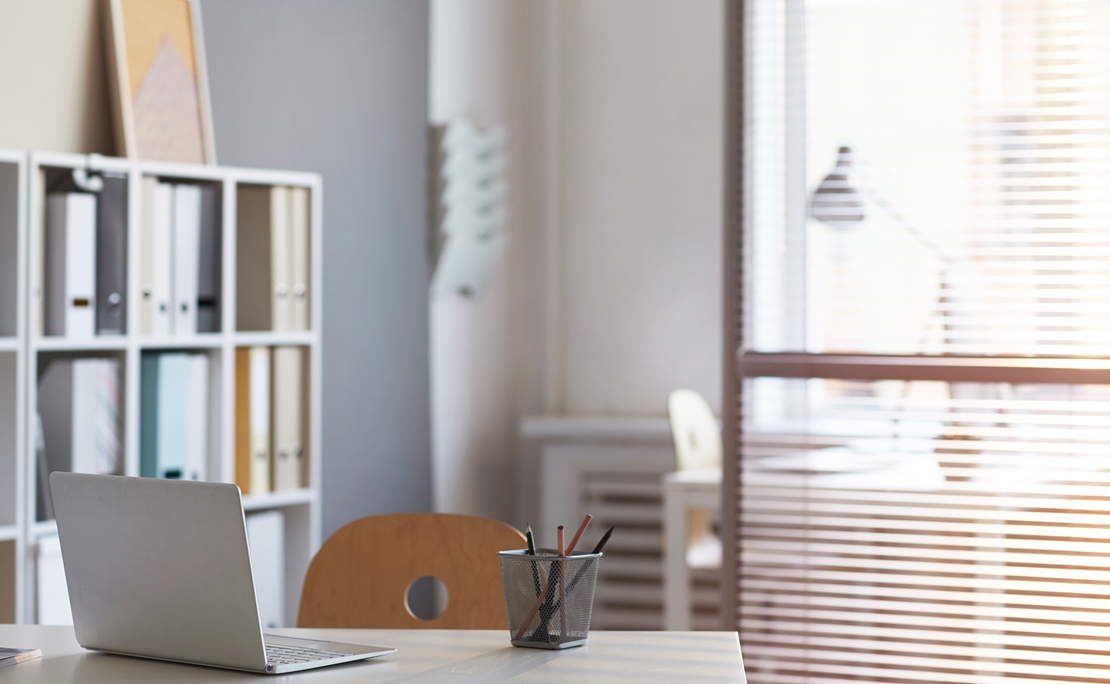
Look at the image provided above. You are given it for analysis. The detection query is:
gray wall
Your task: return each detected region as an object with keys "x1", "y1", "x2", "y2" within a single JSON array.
[{"x1": 201, "y1": 0, "x2": 432, "y2": 538}]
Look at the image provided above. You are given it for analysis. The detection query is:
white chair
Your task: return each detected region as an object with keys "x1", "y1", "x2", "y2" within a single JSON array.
[{"x1": 668, "y1": 389, "x2": 721, "y2": 472}]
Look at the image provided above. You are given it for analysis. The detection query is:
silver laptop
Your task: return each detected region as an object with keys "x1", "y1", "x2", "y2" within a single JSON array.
[{"x1": 50, "y1": 472, "x2": 395, "y2": 674}]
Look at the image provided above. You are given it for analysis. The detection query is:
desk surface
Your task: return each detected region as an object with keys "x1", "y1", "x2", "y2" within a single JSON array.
[{"x1": 0, "y1": 625, "x2": 745, "y2": 683}]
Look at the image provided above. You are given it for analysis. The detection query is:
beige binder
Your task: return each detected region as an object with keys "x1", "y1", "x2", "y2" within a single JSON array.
[
  {"x1": 271, "y1": 347, "x2": 303, "y2": 491},
  {"x1": 234, "y1": 346, "x2": 273, "y2": 495},
  {"x1": 234, "y1": 348, "x2": 250, "y2": 492},
  {"x1": 288, "y1": 187, "x2": 310, "y2": 331},
  {"x1": 270, "y1": 187, "x2": 291, "y2": 331}
]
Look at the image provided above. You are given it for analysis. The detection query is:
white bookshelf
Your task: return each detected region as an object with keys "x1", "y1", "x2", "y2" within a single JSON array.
[{"x1": 12, "y1": 152, "x2": 323, "y2": 628}]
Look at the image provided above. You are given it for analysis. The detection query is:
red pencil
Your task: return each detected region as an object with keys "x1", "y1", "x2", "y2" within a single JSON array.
[{"x1": 565, "y1": 514, "x2": 593, "y2": 556}]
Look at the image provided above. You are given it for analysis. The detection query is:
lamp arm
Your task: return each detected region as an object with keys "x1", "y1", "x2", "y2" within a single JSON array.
[{"x1": 864, "y1": 189, "x2": 952, "y2": 265}]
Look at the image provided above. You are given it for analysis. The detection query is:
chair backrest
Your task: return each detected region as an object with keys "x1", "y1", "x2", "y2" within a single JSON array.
[
  {"x1": 667, "y1": 388, "x2": 722, "y2": 471},
  {"x1": 297, "y1": 513, "x2": 526, "y2": 629}
]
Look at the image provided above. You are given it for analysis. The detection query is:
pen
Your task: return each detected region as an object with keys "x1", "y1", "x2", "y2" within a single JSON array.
[
  {"x1": 525, "y1": 523, "x2": 542, "y2": 598},
  {"x1": 525, "y1": 523, "x2": 537, "y2": 555},
  {"x1": 568, "y1": 525, "x2": 614, "y2": 593}
]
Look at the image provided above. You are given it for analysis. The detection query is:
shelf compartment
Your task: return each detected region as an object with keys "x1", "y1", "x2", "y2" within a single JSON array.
[
  {"x1": 235, "y1": 184, "x2": 312, "y2": 333},
  {"x1": 137, "y1": 176, "x2": 223, "y2": 337},
  {"x1": 34, "y1": 351, "x2": 127, "y2": 522}
]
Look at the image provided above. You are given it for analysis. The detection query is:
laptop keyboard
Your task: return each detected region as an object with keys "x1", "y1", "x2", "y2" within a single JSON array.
[{"x1": 266, "y1": 644, "x2": 349, "y2": 666}]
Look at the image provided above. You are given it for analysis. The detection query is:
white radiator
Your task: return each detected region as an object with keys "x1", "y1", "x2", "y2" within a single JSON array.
[{"x1": 523, "y1": 416, "x2": 721, "y2": 631}]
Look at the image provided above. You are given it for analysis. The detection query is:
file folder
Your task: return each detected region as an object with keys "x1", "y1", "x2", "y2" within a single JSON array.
[
  {"x1": 245, "y1": 510, "x2": 285, "y2": 629},
  {"x1": 44, "y1": 192, "x2": 97, "y2": 338},
  {"x1": 272, "y1": 346, "x2": 304, "y2": 491},
  {"x1": 235, "y1": 347, "x2": 271, "y2": 494},
  {"x1": 140, "y1": 180, "x2": 174, "y2": 336},
  {"x1": 37, "y1": 535, "x2": 72, "y2": 625},
  {"x1": 70, "y1": 359, "x2": 122, "y2": 477},
  {"x1": 173, "y1": 185, "x2": 201, "y2": 335},
  {"x1": 155, "y1": 353, "x2": 188, "y2": 479},
  {"x1": 289, "y1": 187, "x2": 310, "y2": 331},
  {"x1": 196, "y1": 184, "x2": 221, "y2": 333},
  {"x1": 95, "y1": 173, "x2": 128, "y2": 334},
  {"x1": 185, "y1": 354, "x2": 209, "y2": 481}
]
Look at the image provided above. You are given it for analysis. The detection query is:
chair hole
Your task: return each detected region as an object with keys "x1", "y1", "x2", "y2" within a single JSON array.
[{"x1": 406, "y1": 575, "x2": 448, "y2": 621}]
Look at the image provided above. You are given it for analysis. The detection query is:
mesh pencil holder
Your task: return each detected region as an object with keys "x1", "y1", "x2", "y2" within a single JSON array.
[{"x1": 499, "y1": 549, "x2": 602, "y2": 649}]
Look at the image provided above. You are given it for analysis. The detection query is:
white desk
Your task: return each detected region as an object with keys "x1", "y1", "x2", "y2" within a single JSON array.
[
  {"x1": 662, "y1": 468, "x2": 722, "y2": 631},
  {"x1": 0, "y1": 625, "x2": 746, "y2": 683}
]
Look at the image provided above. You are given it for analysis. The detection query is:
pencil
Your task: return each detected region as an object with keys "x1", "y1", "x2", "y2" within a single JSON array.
[{"x1": 565, "y1": 514, "x2": 593, "y2": 556}]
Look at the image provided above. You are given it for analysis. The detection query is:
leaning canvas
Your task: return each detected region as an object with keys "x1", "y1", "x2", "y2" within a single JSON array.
[{"x1": 104, "y1": 0, "x2": 217, "y2": 164}]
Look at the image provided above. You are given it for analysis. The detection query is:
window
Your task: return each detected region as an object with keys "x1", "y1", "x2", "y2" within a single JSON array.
[{"x1": 728, "y1": 0, "x2": 1110, "y2": 681}]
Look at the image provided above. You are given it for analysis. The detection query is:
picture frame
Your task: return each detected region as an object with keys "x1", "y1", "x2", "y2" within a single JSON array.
[{"x1": 103, "y1": 0, "x2": 217, "y2": 165}]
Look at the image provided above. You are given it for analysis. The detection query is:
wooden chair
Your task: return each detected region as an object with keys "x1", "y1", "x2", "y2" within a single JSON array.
[{"x1": 297, "y1": 513, "x2": 526, "y2": 629}]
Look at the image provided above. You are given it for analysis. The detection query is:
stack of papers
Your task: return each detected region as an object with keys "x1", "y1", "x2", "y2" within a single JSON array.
[{"x1": 0, "y1": 647, "x2": 41, "y2": 669}]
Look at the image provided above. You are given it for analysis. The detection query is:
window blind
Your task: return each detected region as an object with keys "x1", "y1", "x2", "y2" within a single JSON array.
[{"x1": 734, "y1": 0, "x2": 1110, "y2": 681}]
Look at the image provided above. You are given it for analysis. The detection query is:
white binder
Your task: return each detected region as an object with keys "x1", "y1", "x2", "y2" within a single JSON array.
[
  {"x1": 70, "y1": 359, "x2": 121, "y2": 476},
  {"x1": 141, "y1": 181, "x2": 174, "y2": 336},
  {"x1": 156, "y1": 353, "x2": 189, "y2": 479},
  {"x1": 245, "y1": 510, "x2": 285, "y2": 629},
  {"x1": 184, "y1": 353, "x2": 209, "y2": 481},
  {"x1": 272, "y1": 346, "x2": 303, "y2": 491},
  {"x1": 66, "y1": 193, "x2": 97, "y2": 339},
  {"x1": 36, "y1": 535, "x2": 73, "y2": 625},
  {"x1": 289, "y1": 187, "x2": 310, "y2": 331},
  {"x1": 173, "y1": 184, "x2": 201, "y2": 335}
]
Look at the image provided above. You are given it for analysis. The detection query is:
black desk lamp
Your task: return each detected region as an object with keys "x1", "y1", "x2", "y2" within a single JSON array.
[
  {"x1": 811, "y1": 146, "x2": 949, "y2": 262},
  {"x1": 809, "y1": 146, "x2": 953, "y2": 347}
]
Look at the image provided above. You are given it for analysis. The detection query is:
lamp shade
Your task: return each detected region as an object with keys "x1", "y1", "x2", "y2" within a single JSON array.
[{"x1": 810, "y1": 146, "x2": 865, "y2": 229}]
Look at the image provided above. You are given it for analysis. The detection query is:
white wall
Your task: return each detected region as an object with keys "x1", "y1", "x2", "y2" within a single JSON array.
[
  {"x1": 558, "y1": 0, "x2": 724, "y2": 415},
  {"x1": 0, "y1": 1, "x2": 114, "y2": 154},
  {"x1": 429, "y1": 0, "x2": 723, "y2": 522}
]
